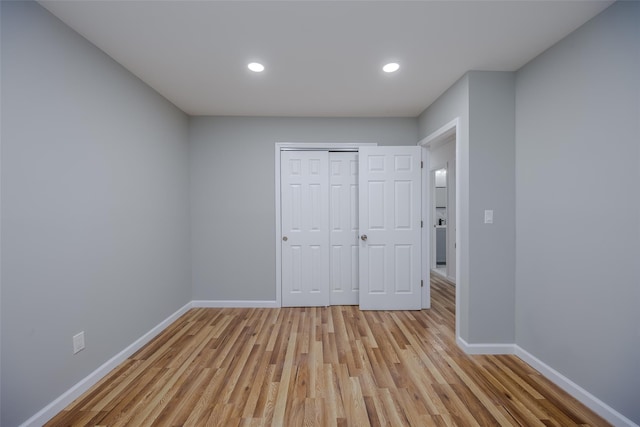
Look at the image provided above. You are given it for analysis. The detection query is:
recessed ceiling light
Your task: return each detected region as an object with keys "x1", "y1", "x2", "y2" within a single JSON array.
[
  {"x1": 383, "y1": 62, "x2": 400, "y2": 73},
  {"x1": 248, "y1": 62, "x2": 265, "y2": 72}
]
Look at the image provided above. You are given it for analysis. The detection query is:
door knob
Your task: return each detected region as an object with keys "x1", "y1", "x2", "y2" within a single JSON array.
[
  {"x1": 282, "y1": 236, "x2": 288, "y2": 241},
  {"x1": 361, "y1": 234, "x2": 367, "y2": 241}
]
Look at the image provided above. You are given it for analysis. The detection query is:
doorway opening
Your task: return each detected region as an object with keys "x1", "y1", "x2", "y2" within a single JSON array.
[
  {"x1": 431, "y1": 165, "x2": 449, "y2": 279},
  {"x1": 419, "y1": 118, "x2": 459, "y2": 335}
]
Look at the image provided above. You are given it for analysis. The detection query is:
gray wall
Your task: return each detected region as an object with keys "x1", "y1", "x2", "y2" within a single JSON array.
[
  {"x1": 418, "y1": 72, "x2": 516, "y2": 345},
  {"x1": 0, "y1": 1, "x2": 4, "y2": 420},
  {"x1": 418, "y1": 75, "x2": 471, "y2": 339},
  {"x1": 467, "y1": 72, "x2": 516, "y2": 344},
  {"x1": 190, "y1": 117, "x2": 417, "y2": 301},
  {"x1": 3, "y1": 0, "x2": 638, "y2": 425},
  {"x1": 515, "y1": 2, "x2": 640, "y2": 423},
  {"x1": 1, "y1": 3, "x2": 191, "y2": 426}
]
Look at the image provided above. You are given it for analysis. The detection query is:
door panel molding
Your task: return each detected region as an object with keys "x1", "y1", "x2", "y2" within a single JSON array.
[
  {"x1": 281, "y1": 151, "x2": 330, "y2": 307},
  {"x1": 329, "y1": 152, "x2": 360, "y2": 305},
  {"x1": 275, "y1": 143, "x2": 376, "y2": 307},
  {"x1": 358, "y1": 146, "x2": 422, "y2": 310}
]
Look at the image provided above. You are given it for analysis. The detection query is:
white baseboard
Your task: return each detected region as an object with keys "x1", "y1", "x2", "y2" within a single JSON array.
[
  {"x1": 20, "y1": 302, "x2": 193, "y2": 427},
  {"x1": 515, "y1": 346, "x2": 638, "y2": 427},
  {"x1": 192, "y1": 300, "x2": 279, "y2": 308},
  {"x1": 456, "y1": 338, "x2": 637, "y2": 426},
  {"x1": 21, "y1": 299, "x2": 279, "y2": 425},
  {"x1": 456, "y1": 336, "x2": 516, "y2": 355},
  {"x1": 22, "y1": 306, "x2": 636, "y2": 427}
]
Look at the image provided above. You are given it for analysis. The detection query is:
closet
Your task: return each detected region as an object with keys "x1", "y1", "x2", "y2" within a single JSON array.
[
  {"x1": 281, "y1": 150, "x2": 359, "y2": 306},
  {"x1": 278, "y1": 145, "x2": 422, "y2": 309}
]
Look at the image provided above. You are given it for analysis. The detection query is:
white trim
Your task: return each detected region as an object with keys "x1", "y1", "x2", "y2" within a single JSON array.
[
  {"x1": 20, "y1": 299, "x2": 639, "y2": 427},
  {"x1": 418, "y1": 118, "x2": 458, "y2": 148},
  {"x1": 430, "y1": 267, "x2": 456, "y2": 284},
  {"x1": 20, "y1": 302, "x2": 193, "y2": 427},
  {"x1": 275, "y1": 145, "x2": 282, "y2": 307},
  {"x1": 420, "y1": 147, "x2": 431, "y2": 308},
  {"x1": 192, "y1": 300, "x2": 279, "y2": 308},
  {"x1": 515, "y1": 346, "x2": 639, "y2": 427},
  {"x1": 418, "y1": 118, "x2": 461, "y2": 344},
  {"x1": 456, "y1": 337, "x2": 516, "y2": 355},
  {"x1": 276, "y1": 142, "x2": 377, "y2": 151},
  {"x1": 454, "y1": 339, "x2": 639, "y2": 427},
  {"x1": 274, "y1": 142, "x2": 377, "y2": 308}
]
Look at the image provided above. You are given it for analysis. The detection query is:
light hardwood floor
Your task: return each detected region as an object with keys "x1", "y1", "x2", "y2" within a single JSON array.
[{"x1": 46, "y1": 275, "x2": 609, "y2": 426}]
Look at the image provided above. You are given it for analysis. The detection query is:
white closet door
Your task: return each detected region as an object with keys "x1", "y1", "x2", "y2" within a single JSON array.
[
  {"x1": 281, "y1": 151, "x2": 330, "y2": 307},
  {"x1": 358, "y1": 146, "x2": 422, "y2": 310},
  {"x1": 329, "y1": 152, "x2": 359, "y2": 305}
]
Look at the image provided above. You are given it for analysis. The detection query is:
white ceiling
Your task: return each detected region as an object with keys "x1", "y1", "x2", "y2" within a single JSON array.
[{"x1": 39, "y1": 0, "x2": 612, "y2": 117}]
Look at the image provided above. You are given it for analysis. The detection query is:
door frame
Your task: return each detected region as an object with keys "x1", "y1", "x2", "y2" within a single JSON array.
[
  {"x1": 274, "y1": 142, "x2": 376, "y2": 307},
  {"x1": 419, "y1": 118, "x2": 460, "y2": 335}
]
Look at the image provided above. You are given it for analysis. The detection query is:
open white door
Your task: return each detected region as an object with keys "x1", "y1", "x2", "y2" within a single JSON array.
[
  {"x1": 281, "y1": 151, "x2": 330, "y2": 307},
  {"x1": 358, "y1": 146, "x2": 422, "y2": 310}
]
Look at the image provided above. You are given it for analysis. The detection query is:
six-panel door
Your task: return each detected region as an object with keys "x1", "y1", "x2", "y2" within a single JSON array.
[
  {"x1": 281, "y1": 151, "x2": 331, "y2": 307},
  {"x1": 281, "y1": 147, "x2": 421, "y2": 309},
  {"x1": 329, "y1": 152, "x2": 359, "y2": 305},
  {"x1": 358, "y1": 146, "x2": 422, "y2": 310}
]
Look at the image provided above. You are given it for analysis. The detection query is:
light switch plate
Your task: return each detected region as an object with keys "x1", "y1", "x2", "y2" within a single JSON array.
[
  {"x1": 484, "y1": 210, "x2": 493, "y2": 224},
  {"x1": 73, "y1": 331, "x2": 85, "y2": 354}
]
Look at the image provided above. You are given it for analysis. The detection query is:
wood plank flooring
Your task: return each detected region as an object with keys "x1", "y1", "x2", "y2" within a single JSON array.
[{"x1": 46, "y1": 275, "x2": 609, "y2": 426}]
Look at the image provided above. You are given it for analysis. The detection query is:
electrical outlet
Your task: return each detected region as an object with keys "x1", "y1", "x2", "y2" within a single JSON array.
[{"x1": 73, "y1": 331, "x2": 85, "y2": 354}]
